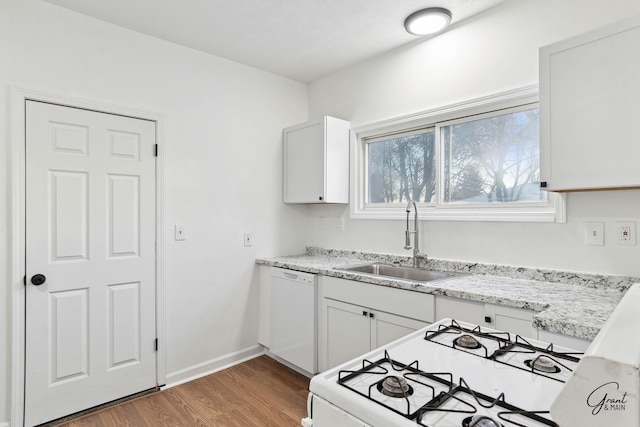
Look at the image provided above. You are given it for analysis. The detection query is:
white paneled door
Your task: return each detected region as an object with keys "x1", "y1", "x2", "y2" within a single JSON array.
[{"x1": 24, "y1": 101, "x2": 157, "y2": 426}]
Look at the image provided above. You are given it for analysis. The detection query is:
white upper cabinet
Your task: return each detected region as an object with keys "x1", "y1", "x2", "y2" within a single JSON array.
[
  {"x1": 540, "y1": 16, "x2": 640, "y2": 191},
  {"x1": 283, "y1": 116, "x2": 350, "y2": 203}
]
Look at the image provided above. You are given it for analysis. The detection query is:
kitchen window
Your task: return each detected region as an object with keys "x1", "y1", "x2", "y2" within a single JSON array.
[
  {"x1": 441, "y1": 106, "x2": 543, "y2": 205},
  {"x1": 366, "y1": 128, "x2": 436, "y2": 204},
  {"x1": 351, "y1": 86, "x2": 565, "y2": 222}
]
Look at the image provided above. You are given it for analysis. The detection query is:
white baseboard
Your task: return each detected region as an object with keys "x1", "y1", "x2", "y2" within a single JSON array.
[
  {"x1": 264, "y1": 350, "x2": 314, "y2": 379},
  {"x1": 164, "y1": 345, "x2": 265, "y2": 389}
]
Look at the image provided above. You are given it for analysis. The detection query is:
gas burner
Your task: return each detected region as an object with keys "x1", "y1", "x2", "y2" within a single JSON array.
[
  {"x1": 416, "y1": 380, "x2": 559, "y2": 427},
  {"x1": 464, "y1": 415, "x2": 504, "y2": 427},
  {"x1": 377, "y1": 375, "x2": 414, "y2": 398},
  {"x1": 337, "y1": 350, "x2": 454, "y2": 419},
  {"x1": 490, "y1": 334, "x2": 582, "y2": 381},
  {"x1": 525, "y1": 356, "x2": 561, "y2": 373},
  {"x1": 455, "y1": 334, "x2": 481, "y2": 349},
  {"x1": 424, "y1": 319, "x2": 512, "y2": 359}
]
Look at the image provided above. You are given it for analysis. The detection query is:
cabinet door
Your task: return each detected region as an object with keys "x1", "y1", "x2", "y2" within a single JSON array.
[
  {"x1": 540, "y1": 18, "x2": 640, "y2": 190},
  {"x1": 283, "y1": 121, "x2": 324, "y2": 203},
  {"x1": 485, "y1": 304, "x2": 538, "y2": 339},
  {"x1": 538, "y1": 329, "x2": 591, "y2": 352},
  {"x1": 325, "y1": 299, "x2": 371, "y2": 369},
  {"x1": 435, "y1": 296, "x2": 486, "y2": 325},
  {"x1": 371, "y1": 311, "x2": 428, "y2": 349}
]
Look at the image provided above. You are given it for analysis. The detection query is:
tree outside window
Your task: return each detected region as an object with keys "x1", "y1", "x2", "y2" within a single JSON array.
[
  {"x1": 442, "y1": 108, "x2": 542, "y2": 204},
  {"x1": 367, "y1": 130, "x2": 436, "y2": 204},
  {"x1": 364, "y1": 107, "x2": 542, "y2": 208}
]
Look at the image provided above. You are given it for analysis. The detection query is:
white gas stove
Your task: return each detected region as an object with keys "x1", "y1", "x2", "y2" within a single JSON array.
[
  {"x1": 303, "y1": 318, "x2": 576, "y2": 427},
  {"x1": 303, "y1": 283, "x2": 640, "y2": 427}
]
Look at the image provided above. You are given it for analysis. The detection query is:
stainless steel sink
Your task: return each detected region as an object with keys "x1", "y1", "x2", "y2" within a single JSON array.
[{"x1": 335, "y1": 263, "x2": 465, "y2": 283}]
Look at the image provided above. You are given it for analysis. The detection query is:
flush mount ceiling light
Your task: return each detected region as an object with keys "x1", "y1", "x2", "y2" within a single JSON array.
[{"x1": 404, "y1": 7, "x2": 452, "y2": 36}]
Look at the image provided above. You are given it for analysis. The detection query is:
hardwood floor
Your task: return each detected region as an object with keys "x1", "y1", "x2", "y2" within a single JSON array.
[{"x1": 53, "y1": 356, "x2": 310, "y2": 427}]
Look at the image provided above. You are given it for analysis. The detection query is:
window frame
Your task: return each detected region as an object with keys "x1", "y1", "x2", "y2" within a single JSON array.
[
  {"x1": 350, "y1": 85, "x2": 566, "y2": 222},
  {"x1": 364, "y1": 126, "x2": 437, "y2": 206}
]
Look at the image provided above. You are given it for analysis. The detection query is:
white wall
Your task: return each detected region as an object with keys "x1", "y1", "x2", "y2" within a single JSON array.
[
  {"x1": 3, "y1": 0, "x2": 640, "y2": 424},
  {"x1": 0, "y1": 0, "x2": 309, "y2": 424},
  {"x1": 307, "y1": 0, "x2": 640, "y2": 277}
]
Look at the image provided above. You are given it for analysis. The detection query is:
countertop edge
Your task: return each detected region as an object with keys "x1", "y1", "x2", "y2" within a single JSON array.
[{"x1": 256, "y1": 256, "x2": 627, "y2": 341}]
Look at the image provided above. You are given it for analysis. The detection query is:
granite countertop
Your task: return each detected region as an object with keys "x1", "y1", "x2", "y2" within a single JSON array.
[{"x1": 256, "y1": 249, "x2": 637, "y2": 341}]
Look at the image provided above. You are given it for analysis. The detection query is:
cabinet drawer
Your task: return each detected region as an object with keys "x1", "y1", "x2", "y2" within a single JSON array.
[{"x1": 322, "y1": 276, "x2": 434, "y2": 323}]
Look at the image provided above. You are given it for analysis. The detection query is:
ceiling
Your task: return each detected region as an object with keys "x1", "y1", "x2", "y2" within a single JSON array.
[{"x1": 43, "y1": 0, "x2": 506, "y2": 83}]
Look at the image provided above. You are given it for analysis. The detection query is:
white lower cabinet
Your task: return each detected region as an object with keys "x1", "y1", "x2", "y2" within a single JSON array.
[
  {"x1": 538, "y1": 329, "x2": 591, "y2": 352},
  {"x1": 435, "y1": 295, "x2": 485, "y2": 325},
  {"x1": 374, "y1": 310, "x2": 427, "y2": 349},
  {"x1": 435, "y1": 296, "x2": 538, "y2": 338},
  {"x1": 435, "y1": 296, "x2": 593, "y2": 349},
  {"x1": 324, "y1": 299, "x2": 371, "y2": 369},
  {"x1": 324, "y1": 298, "x2": 428, "y2": 369},
  {"x1": 485, "y1": 303, "x2": 538, "y2": 338},
  {"x1": 319, "y1": 277, "x2": 434, "y2": 371}
]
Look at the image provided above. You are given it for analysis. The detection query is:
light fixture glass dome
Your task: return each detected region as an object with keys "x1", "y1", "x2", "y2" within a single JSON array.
[{"x1": 404, "y1": 7, "x2": 452, "y2": 36}]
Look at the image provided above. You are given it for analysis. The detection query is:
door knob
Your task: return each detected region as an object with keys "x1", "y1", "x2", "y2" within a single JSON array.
[{"x1": 31, "y1": 274, "x2": 46, "y2": 286}]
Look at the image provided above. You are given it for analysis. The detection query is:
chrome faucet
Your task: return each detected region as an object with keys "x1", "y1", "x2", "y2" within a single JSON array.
[{"x1": 404, "y1": 200, "x2": 426, "y2": 268}]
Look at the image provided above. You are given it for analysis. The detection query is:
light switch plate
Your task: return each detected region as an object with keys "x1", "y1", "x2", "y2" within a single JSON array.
[
  {"x1": 585, "y1": 222, "x2": 604, "y2": 246},
  {"x1": 175, "y1": 224, "x2": 186, "y2": 241}
]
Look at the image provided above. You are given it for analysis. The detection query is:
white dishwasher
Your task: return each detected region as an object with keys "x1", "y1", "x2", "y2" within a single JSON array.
[{"x1": 269, "y1": 267, "x2": 317, "y2": 375}]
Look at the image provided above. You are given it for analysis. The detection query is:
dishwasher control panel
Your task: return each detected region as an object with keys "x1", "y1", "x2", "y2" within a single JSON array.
[{"x1": 272, "y1": 268, "x2": 316, "y2": 285}]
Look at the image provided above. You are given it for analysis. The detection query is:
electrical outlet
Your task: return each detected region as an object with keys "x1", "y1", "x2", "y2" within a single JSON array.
[
  {"x1": 243, "y1": 232, "x2": 253, "y2": 247},
  {"x1": 337, "y1": 217, "x2": 345, "y2": 232},
  {"x1": 616, "y1": 221, "x2": 637, "y2": 246},
  {"x1": 585, "y1": 222, "x2": 604, "y2": 246}
]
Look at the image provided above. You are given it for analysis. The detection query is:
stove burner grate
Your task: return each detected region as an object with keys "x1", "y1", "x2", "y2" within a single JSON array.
[
  {"x1": 491, "y1": 335, "x2": 583, "y2": 381},
  {"x1": 424, "y1": 320, "x2": 512, "y2": 359},
  {"x1": 416, "y1": 378, "x2": 559, "y2": 427},
  {"x1": 337, "y1": 350, "x2": 454, "y2": 419}
]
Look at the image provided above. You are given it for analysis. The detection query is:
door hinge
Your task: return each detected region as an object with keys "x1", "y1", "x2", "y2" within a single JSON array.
[
  {"x1": 154, "y1": 144, "x2": 158, "y2": 157},
  {"x1": 154, "y1": 338, "x2": 158, "y2": 351}
]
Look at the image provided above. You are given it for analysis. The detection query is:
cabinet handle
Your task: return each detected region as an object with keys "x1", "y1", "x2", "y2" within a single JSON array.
[
  {"x1": 369, "y1": 312, "x2": 374, "y2": 318},
  {"x1": 540, "y1": 182, "x2": 548, "y2": 188},
  {"x1": 362, "y1": 310, "x2": 367, "y2": 316},
  {"x1": 318, "y1": 196, "x2": 324, "y2": 201},
  {"x1": 484, "y1": 316, "x2": 492, "y2": 324}
]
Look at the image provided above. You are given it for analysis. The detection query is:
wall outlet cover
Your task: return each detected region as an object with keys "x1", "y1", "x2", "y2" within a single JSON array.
[{"x1": 616, "y1": 221, "x2": 637, "y2": 246}]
